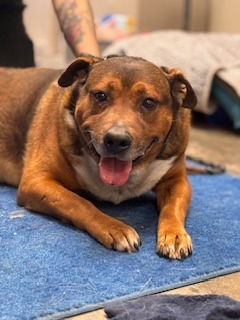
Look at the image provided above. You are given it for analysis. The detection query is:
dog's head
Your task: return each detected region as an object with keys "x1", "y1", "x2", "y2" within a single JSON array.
[{"x1": 58, "y1": 54, "x2": 197, "y2": 186}]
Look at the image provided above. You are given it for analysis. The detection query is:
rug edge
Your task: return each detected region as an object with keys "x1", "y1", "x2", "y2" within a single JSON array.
[{"x1": 38, "y1": 266, "x2": 240, "y2": 320}]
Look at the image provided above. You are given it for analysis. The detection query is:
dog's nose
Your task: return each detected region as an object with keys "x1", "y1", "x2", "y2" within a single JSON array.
[{"x1": 103, "y1": 127, "x2": 131, "y2": 154}]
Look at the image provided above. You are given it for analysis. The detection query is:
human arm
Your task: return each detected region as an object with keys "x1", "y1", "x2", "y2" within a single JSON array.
[{"x1": 52, "y1": 0, "x2": 100, "y2": 57}]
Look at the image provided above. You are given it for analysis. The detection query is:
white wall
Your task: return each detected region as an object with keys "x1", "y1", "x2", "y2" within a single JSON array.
[
  {"x1": 23, "y1": 0, "x2": 67, "y2": 68},
  {"x1": 91, "y1": 0, "x2": 210, "y2": 32},
  {"x1": 22, "y1": 0, "x2": 240, "y2": 67},
  {"x1": 209, "y1": 0, "x2": 240, "y2": 33}
]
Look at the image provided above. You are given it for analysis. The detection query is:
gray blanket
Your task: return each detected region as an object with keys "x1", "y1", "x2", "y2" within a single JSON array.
[
  {"x1": 103, "y1": 31, "x2": 240, "y2": 114},
  {"x1": 105, "y1": 294, "x2": 240, "y2": 320}
]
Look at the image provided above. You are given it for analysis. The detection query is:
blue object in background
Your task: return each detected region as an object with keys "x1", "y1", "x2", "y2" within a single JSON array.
[{"x1": 210, "y1": 83, "x2": 240, "y2": 129}]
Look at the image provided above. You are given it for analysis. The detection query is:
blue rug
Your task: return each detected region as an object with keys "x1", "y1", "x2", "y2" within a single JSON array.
[{"x1": 0, "y1": 174, "x2": 240, "y2": 320}]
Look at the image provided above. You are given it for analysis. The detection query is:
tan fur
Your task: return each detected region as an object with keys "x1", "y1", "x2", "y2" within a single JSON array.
[{"x1": 0, "y1": 55, "x2": 197, "y2": 259}]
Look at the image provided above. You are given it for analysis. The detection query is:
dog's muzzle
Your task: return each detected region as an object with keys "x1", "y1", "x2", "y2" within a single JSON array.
[
  {"x1": 89, "y1": 125, "x2": 159, "y2": 187},
  {"x1": 90, "y1": 125, "x2": 133, "y2": 187}
]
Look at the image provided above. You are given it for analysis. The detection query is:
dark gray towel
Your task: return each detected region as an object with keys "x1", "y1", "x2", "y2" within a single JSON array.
[{"x1": 105, "y1": 294, "x2": 240, "y2": 320}]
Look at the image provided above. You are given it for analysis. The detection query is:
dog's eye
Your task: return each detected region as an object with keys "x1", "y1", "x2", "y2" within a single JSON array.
[
  {"x1": 94, "y1": 91, "x2": 107, "y2": 102},
  {"x1": 142, "y1": 98, "x2": 156, "y2": 109}
]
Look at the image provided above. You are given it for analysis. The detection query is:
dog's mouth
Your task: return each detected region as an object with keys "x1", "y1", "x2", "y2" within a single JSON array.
[
  {"x1": 85, "y1": 140, "x2": 133, "y2": 186},
  {"x1": 84, "y1": 131, "x2": 158, "y2": 187},
  {"x1": 99, "y1": 156, "x2": 132, "y2": 187},
  {"x1": 92, "y1": 141, "x2": 157, "y2": 187}
]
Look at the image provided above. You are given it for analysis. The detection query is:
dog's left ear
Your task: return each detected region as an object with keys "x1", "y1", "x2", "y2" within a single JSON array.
[
  {"x1": 58, "y1": 54, "x2": 102, "y2": 87},
  {"x1": 161, "y1": 67, "x2": 197, "y2": 109}
]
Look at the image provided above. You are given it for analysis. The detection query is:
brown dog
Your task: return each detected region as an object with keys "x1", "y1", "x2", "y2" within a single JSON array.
[{"x1": 0, "y1": 54, "x2": 197, "y2": 259}]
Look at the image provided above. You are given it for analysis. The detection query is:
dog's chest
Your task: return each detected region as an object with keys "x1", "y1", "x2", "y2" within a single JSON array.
[{"x1": 73, "y1": 152, "x2": 176, "y2": 204}]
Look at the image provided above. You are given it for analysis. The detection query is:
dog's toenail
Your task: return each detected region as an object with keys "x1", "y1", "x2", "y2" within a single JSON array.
[
  {"x1": 134, "y1": 243, "x2": 139, "y2": 251},
  {"x1": 180, "y1": 249, "x2": 186, "y2": 259},
  {"x1": 111, "y1": 243, "x2": 116, "y2": 251}
]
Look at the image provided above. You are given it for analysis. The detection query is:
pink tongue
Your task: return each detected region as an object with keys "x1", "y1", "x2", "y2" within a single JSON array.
[{"x1": 99, "y1": 157, "x2": 132, "y2": 186}]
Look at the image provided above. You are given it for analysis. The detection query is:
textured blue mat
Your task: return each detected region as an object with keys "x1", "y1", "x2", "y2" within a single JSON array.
[{"x1": 0, "y1": 174, "x2": 240, "y2": 320}]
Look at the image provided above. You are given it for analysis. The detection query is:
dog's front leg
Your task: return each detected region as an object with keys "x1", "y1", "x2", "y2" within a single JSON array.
[
  {"x1": 17, "y1": 178, "x2": 141, "y2": 252},
  {"x1": 154, "y1": 168, "x2": 193, "y2": 259}
]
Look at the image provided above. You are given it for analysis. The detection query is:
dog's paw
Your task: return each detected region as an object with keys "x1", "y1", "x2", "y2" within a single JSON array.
[
  {"x1": 156, "y1": 228, "x2": 193, "y2": 259},
  {"x1": 95, "y1": 221, "x2": 141, "y2": 253}
]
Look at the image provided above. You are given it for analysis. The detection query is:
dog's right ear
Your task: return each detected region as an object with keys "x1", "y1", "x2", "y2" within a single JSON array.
[{"x1": 58, "y1": 54, "x2": 102, "y2": 87}]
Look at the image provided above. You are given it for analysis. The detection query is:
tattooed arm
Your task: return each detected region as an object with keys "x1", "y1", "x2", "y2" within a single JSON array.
[{"x1": 52, "y1": 0, "x2": 100, "y2": 56}]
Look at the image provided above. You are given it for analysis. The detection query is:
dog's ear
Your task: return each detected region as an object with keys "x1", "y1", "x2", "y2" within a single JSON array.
[
  {"x1": 161, "y1": 67, "x2": 197, "y2": 109},
  {"x1": 58, "y1": 54, "x2": 102, "y2": 87}
]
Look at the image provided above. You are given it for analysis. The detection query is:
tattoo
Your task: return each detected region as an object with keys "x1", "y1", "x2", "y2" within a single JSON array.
[{"x1": 56, "y1": 1, "x2": 95, "y2": 49}]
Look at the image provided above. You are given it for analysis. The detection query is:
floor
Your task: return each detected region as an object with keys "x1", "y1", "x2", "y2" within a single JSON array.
[{"x1": 67, "y1": 119, "x2": 240, "y2": 320}]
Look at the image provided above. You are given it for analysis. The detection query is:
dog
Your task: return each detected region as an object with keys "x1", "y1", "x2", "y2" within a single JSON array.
[{"x1": 0, "y1": 54, "x2": 197, "y2": 259}]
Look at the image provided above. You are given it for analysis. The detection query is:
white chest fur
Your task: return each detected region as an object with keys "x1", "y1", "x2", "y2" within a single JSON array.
[{"x1": 73, "y1": 152, "x2": 176, "y2": 204}]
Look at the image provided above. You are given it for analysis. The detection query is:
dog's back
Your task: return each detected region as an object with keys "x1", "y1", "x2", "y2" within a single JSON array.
[{"x1": 0, "y1": 67, "x2": 60, "y2": 185}]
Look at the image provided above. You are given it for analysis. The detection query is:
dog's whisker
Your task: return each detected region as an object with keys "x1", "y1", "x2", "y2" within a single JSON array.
[
  {"x1": 82, "y1": 129, "x2": 93, "y2": 134},
  {"x1": 87, "y1": 139, "x2": 94, "y2": 146},
  {"x1": 70, "y1": 100, "x2": 77, "y2": 107}
]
